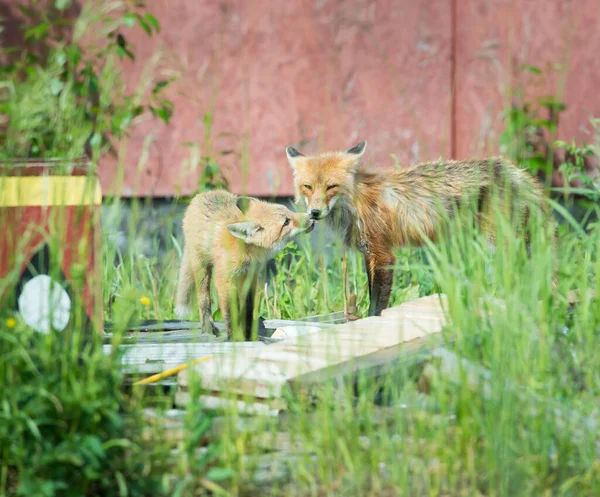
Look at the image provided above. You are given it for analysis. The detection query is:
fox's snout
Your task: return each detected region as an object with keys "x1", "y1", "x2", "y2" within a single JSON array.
[
  {"x1": 294, "y1": 212, "x2": 316, "y2": 233},
  {"x1": 306, "y1": 196, "x2": 334, "y2": 220},
  {"x1": 305, "y1": 196, "x2": 330, "y2": 220}
]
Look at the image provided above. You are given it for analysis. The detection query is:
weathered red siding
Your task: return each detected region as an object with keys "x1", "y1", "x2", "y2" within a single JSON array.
[
  {"x1": 100, "y1": 0, "x2": 452, "y2": 197},
  {"x1": 3, "y1": 1, "x2": 600, "y2": 197},
  {"x1": 455, "y1": 0, "x2": 600, "y2": 160}
]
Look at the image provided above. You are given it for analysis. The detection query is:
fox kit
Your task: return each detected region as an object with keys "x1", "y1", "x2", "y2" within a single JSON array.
[
  {"x1": 286, "y1": 140, "x2": 548, "y2": 316},
  {"x1": 175, "y1": 190, "x2": 314, "y2": 339}
]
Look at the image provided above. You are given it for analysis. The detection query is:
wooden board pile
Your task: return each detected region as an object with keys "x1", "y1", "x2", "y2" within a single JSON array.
[
  {"x1": 133, "y1": 290, "x2": 599, "y2": 488},
  {"x1": 175, "y1": 294, "x2": 448, "y2": 414}
]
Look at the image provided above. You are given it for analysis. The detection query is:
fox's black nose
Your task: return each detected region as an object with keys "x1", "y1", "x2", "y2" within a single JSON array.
[{"x1": 310, "y1": 209, "x2": 321, "y2": 219}]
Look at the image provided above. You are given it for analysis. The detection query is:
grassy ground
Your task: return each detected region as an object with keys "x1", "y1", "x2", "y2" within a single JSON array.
[
  {"x1": 2, "y1": 184, "x2": 600, "y2": 496},
  {"x1": 2, "y1": 3, "x2": 599, "y2": 493},
  {"x1": 100, "y1": 200, "x2": 434, "y2": 325},
  {"x1": 66, "y1": 194, "x2": 600, "y2": 495}
]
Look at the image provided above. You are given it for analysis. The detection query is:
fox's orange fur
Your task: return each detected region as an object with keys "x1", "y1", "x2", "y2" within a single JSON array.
[
  {"x1": 286, "y1": 140, "x2": 549, "y2": 316},
  {"x1": 175, "y1": 190, "x2": 314, "y2": 339}
]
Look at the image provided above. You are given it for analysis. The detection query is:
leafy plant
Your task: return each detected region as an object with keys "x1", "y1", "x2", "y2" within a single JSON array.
[
  {"x1": 0, "y1": 322, "x2": 170, "y2": 496},
  {"x1": 555, "y1": 139, "x2": 597, "y2": 190},
  {"x1": 499, "y1": 67, "x2": 564, "y2": 178},
  {"x1": 499, "y1": 64, "x2": 599, "y2": 200},
  {"x1": 181, "y1": 111, "x2": 230, "y2": 194},
  {"x1": 0, "y1": 0, "x2": 174, "y2": 160},
  {"x1": 169, "y1": 382, "x2": 235, "y2": 496}
]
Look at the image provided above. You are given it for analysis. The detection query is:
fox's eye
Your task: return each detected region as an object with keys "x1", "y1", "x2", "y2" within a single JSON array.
[
  {"x1": 303, "y1": 184, "x2": 312, "y2": 191},
  {"x1": 283, "y1": 218, "x2": 291, "y2": 227},
  {"x1": 326, "y1": 184, "x2": 338, "y2": 191}
]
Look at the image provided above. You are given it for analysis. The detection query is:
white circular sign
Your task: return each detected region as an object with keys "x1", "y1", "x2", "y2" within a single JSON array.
[{"x1": 17, "y1": 275, "x2": 71, "y2": 334}]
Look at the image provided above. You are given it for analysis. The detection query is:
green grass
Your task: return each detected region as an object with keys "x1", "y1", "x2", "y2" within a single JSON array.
[
  {"x1": 100, "y1": 198, "x2": 436, "y2": 325},
  {"x1": 89, "y1": 194, "x2": 600, "y2": 496},
  {"x1": 2, "y1": 177, "x2": 600, "y2": 496},
  {"x1": 1, "y1": 152, "x2": 599, "y2": 497},
  {"x1": 2, "y1": 4, "x2": 600, "y2": 491}
]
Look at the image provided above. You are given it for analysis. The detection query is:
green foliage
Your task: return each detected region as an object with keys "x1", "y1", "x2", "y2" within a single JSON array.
[
  {"x1": 3, "y1": 9, "x2": 600, "y2": 496},
  {"x1": 499, "y1": 64, "x2": 599, "y2": 202},
  {"x1": 169, "y1": 390, "x2": 234, "y2": 496},
  {"x1": 0, "y1": 0, "x2": 174, "y2": 160},
  {"x1": 0, "y1": 250, "x2": 233, "y2": 495},
  {"x1": 555, "y1": 139, "x2": 598, "y2": 192},
  {"x1": 499, "y1": 99, "x2": 551, "y2": 175},
  {"x1": 0, "y1": 324, "x2": 169, "y2": 496},
  {"x1": 181, "y1": 111, "x2": 230, "y2": 194},
  {"x1": 5, "y1": 178, "x2": 600, "y2": 496},
  {"x1": 499, "y1": 73, "x2": 563, "y2": 176},
  {"x1": 97, "y1": 193, "x2": 600, "y2": 496}
]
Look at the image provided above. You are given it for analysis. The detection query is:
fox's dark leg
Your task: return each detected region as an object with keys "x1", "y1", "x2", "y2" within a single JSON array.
[
  {"x1": 214, "y1": 268, "x2": 233, "y2": 339},
  {"x1": 239, "y1": 269, "x2": 258, "y2": 341},
  {"x1": 192, "y1": 261, "x2": 218, "y2": 335},
  {"x1": 365, "y1": 251, "x2": 396, "y2": 317},
  {"x1": 199, "y1": 265, "x2": 217, "y2": 333},
  {"x1": 243, "y1": 280, "x2": 257, "y2": 341}
]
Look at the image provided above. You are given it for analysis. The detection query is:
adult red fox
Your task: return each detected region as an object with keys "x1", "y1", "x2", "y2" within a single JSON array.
[
  {"x1": 175, "y1": 190, "x2": 314, "y2": 339},
  {"x1": 286, "y1": 141, "x2": 548, "y2": 316}
]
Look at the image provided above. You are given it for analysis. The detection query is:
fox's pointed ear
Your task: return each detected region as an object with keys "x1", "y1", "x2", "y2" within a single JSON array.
[
  {"x1": 286, "y1": 146, "x2": 305, "y2": 167},
  {"x1": 346, "y1": 140, "x2": 367, "y2": 157},
  {"x1": 345, "y1": 140, "x2": 367, "y2": 173},
  {"x1": 235, "y1": 196, "x2": 254, "y2": 214},
  {"x1": 227, "y1": 221, "x2": 261, "y2": 242}
]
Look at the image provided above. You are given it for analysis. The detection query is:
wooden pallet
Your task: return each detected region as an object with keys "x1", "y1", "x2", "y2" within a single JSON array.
[
  {"x1": 176, "y1": 294, "x2": 448, "y2": 413},
  {"x1": 104, "y1": 341, "x2": 266, "y2": 376},
  {"x1": 103, "y1": 315, "x2": 341, "y2": 383}
]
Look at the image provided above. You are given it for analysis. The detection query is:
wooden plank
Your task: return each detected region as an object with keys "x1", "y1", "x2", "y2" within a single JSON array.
[
  {"x1": 103, "y1": 320, "x2": 211, "y2": 333},
  {"x1": 383, "y1": 294, "x2": 449, "y2": 313},
  {"x1": 291, "y1": 336, "x2": 444, "y2": 388},
  {"x1": 104, "y1": 329, "x2": 222, "y2": 344},
  {"x1": 105, "y1": 341, "x2": 265, "y2": 375},
  {"x1": 382, "y1": 307, "x2": 447, "y2": 323},
  {"x1": 177, "y1": 294, "x2": 449, "y2": 406},
  {"x1": 179, "y1": 319, "x2": 401, "y2": 399},
  {"x1": 174, "y1": 392, "x2": 286, "y2": 417},
  {"x1": 250, "y1": 432, "x2": 305, "y2": 454},
  {"x1": 180, "y1": 352, "x2": 289, "y2": 399},
  {"x1": 141, "y1": 409, "x2": 282, "y2": 445},
  {"x1": 276, "y1": 342, "x2": 383, "y2": 361},
  {"x1": 251, "y1": 350, "x2": 332, "y2": 371},
  {"x1": 263, "y1": 311, "x2": 346, "y2": 329},
  {"x1": 335, "y1": 315, "x2": 442, "y2": 344},
  {"x1": 108, "y1": 315, "x2": 343, "y2": 344}
]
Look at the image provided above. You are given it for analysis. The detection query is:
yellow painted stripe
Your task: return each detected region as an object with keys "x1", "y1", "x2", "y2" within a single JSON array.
[
  {"x1": 133, "y1": 355, "x2": 214, "y2": 386},
  {"x1": 0, "y1": 176, "x2": 102, "y2": 207}
]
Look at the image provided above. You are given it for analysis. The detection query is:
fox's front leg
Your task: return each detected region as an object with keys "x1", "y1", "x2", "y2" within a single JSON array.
[
  {"x1": 214, "y1": 268, "x2": 233, "y2": 339},
  {"x1": 241, "y1": 274, "x2": 257, "y2": 341},
  {"x1": 364, "y1": 251, "x2": 396, "y2": 317},
  {"x1": 190, "y1": 259, "x2": 219, "y2": 336}
]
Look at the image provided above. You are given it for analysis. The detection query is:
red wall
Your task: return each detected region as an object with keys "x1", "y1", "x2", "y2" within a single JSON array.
[
  {"x1": 455, "y1": 0, "x2": 600, "y2": 159},
  {"x1": 5, "y1": 0, "x2": 600, "y2": 197},
  {"x1": 101, "y1": 0, "x2": 452, "y2": 197}
]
